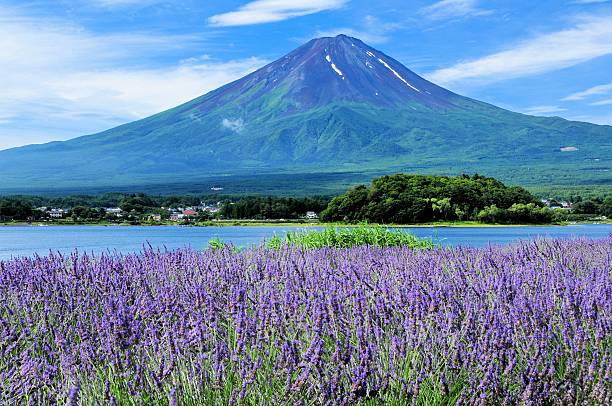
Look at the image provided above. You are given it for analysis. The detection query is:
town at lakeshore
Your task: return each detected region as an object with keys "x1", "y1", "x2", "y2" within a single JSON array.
[{"x1": 1, "y1": 174, "x2": 610, "y2": 226}]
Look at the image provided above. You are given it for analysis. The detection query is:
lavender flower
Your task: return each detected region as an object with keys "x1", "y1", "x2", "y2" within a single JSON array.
[{"x1": 0, "y1": 238, "x2": 609, "y2": 404}]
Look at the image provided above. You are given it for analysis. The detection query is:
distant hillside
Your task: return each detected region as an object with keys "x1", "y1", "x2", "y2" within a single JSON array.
[{"x1": 0, "y1": 34, "x2": 610, "y2": 194}]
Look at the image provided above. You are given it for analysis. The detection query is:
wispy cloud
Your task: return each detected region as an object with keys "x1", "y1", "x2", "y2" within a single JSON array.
[
  {"x1": 312, "y1": 15, "x2": 399, "y2": 44},
  {"x1": 222, "y1": 118, "x2": 245, "y2": 133},
  {"x1": 208, "y1": 0, "x2": 348, "y2": 27},
  {"x1": 562, "y1": 83, "x2": 612, "y2": 100},
  {"x1": 590, "y1": 98, "x2": 612, "y2": 105},
  {"x1": 420, "y1": 0, "x2": 492, "y2": 21},
  {"x1": 566, "y1": 112, "x2": 612, "y2": 125},
  {"x1": 0, "y1": 5, "x2": 265, "y2": 150},
  {"x1": 89, "y1": 0, "x2": 158, "y2": 7},
  {"x1": 571, "y1": 0, "x2": 612, "y2": 4},
  {"x1": 427, "y1": 15, "x2": 612, "y2": 85},
  {"x1": 522, "y1": 105, "x2": 567, "y2": 115}
]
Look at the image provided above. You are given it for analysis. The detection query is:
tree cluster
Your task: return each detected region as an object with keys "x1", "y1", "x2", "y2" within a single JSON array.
[
  {"x1": 476, "y1": 203, "x2": 555, "y2": 224},
  {"x1": 0, "y1": 198, "x2": 34, "y2": 220},
  {"x1": 570, "y1": 196, "x2": 612, "y2": 218},
  {"x1": 0, "y1": 193, "x2": 219, "y2": 212},
  {"x1": 221, "y1": 196, "x2": 329, "y2": 220},
  {"x1": 320, "y1": 174, "x2": 545, "y2": 224}
]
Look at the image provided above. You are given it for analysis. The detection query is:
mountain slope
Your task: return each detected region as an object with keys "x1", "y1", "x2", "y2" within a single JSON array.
[{"x1": 0, "y1": 35, "x2": 610, "y2": 194}]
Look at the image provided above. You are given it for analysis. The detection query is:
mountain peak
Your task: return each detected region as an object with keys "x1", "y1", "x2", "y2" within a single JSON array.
[
  {"x1": 310, "y1": 33, "x2": 359, "y2": 43},
  {"x1": 0, "y1": 35, "x2": 608, "y2": 193},
  {"x1": 207, "y1": 35, "x2": 455, "y2": 109}
]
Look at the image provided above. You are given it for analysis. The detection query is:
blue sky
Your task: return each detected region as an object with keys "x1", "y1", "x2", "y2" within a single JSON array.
[{"x1": 1, "y1": 0, "x2": 611, "y2": 150}]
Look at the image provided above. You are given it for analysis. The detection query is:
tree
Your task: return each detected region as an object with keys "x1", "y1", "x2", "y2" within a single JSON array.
[
  {"x1": 476, "y1": 205, "x2": 507, "y2": 224},
  {"x1": 320, "y1": 173, "x2": 541, "y2": 224},
  {"x1": 120, "y1": 194, "x2": 157, "y2": 214},
  {"x1": 477, "y1": 203, "x2": 554, "y2": 224},
  {"x1": 572, "y1": 200, "x2": 601, "y2": 215},
  {"x1": 601, "y1": 196, "x2": 612, "y2": 217},
  {"x1": 0, "y1": 199, "x2": 33, "y2": 220},
  {"x1": 321, "y1": 185, "x2": 369, "y2": 222},
  {"x1": 430, "y1": 197, "x2": 453, "y2": 221}
]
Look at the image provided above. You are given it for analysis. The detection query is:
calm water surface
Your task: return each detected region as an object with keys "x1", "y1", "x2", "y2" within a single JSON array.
[{"x1": 0, "y1": 224, "x2": 610, "y2": 260}]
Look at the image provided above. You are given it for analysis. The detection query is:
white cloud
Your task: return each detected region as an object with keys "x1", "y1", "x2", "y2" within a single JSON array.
[
  {"x1": 89, "y1": 0, "x2": 157, "y2": 7},
  {"x1": 562, "y1": 83, "x2": 612, "y2": 100},
  {"x1": 222, "y1": 118, "x2": 245, "y2": 133},
  {"x1": 566, "y1": 113, "x2": 612, "y2": 125},
  {"x1": 0, "y1": 5, "x2": 265, "y2": 149},
  {"x1": 208, "y1": 0, "x2": 348, "y2": 27},
  {"x1": 590, "y1": 98, "x2": 612, "y2": 106},
  {"x1": 427, "y1": 15, "x2": 612, "y2": 85},
  {"x1": 420, "y1": 0, "x2": 491, "y2": 21},
  {"x1": 49, "y1": 59, "x2": 265, "y2": 118},
  {"x1": 522, "y1": 105, "x2": 567, "y2": 115}
]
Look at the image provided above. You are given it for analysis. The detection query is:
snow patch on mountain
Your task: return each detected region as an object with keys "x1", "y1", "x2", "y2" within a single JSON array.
[
  {"x1": 325, "y1": 55, "x2": 344, "y2": 78},
  {"x1": 376, "y1": 58, "x2": 420, "y2": 92}
]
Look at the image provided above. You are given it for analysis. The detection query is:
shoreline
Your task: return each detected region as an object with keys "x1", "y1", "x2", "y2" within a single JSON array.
[{"x1": 1, "y1": 220, "x2": 609, "y2": 228}]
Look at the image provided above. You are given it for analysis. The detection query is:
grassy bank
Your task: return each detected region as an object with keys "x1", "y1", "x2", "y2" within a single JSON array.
[
  {"x1": 264, "y1": 226, "x2": 435, "y2": 250},
  {"x1": 2, "y1": 219, "x2": 609, "y2": 228}
]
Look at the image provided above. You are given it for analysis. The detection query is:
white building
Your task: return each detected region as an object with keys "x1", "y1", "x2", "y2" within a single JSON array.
[
  {"x1": 48, "y1": 209, "x2": 66, "y2": 218},
  {"x1": 170, "y1": 213, "x2": 185, "y2": 221},
  {"x1": 105, "y1": 208, "x2": 123, "y2": 215}
]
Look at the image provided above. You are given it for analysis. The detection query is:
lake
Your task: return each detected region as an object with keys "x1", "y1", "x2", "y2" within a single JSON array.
[{"x1": 0, "y1": 224, "x2": 610, "y2": 260}]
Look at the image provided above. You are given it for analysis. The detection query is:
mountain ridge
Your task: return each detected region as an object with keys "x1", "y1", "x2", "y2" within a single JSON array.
[{"x1": 0, "y1": 34, "x2": 610, "y2": 194}]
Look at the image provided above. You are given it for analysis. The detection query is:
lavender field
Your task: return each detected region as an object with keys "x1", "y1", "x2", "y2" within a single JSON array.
[{"x1": 1, "y1": 238, "x2": 611, "y2": 404}]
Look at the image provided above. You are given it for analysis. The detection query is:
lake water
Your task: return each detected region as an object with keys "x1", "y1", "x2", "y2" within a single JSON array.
[{"x1": 0, "y1": 224, "x2": 610, "y2": 260}]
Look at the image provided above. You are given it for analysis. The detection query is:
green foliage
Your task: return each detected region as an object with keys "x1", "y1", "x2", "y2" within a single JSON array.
[
  {"x1": 603, "y1": 196, "x2": 612, "y2": 217},
  {"x1": 0, "y1": 192, "x2": 226, "y2": 211},
  {"x1": 529, "y1": 185, "x2": 612, "y2": 202},
  {"x1": 70, "y1": 206, "x2": 106, "y2": 222},
  {"x1": 0, "y1": 198, "x2": 33, "y2": 220},
  {"x1": 266, "y1": 226, "x2": 434, "y2": 249},
  {"x1": 119, "y1": 194, "x2": 158, "y2": 214},
  {"x1": 321, "y1": 173, "x2": 542, "y2": 224},
  {"x1": 571, "y1": 197, "x2": 607, "y2": 215},
  {"x1": 559, "y1": 196, "x2": 612, "y2": 220},
  {"x1": 207, "y1": 238, "x2": 227, "y2": 250},
  {"x1": 476, "y1": 203, "x2": 555, "y2": 224},
  {"x1": 0, "y1": 92, "x2": 611, "y2": 194},
  {"x1": 220, "y1": 196, "x2": 329, "y2": 220}
]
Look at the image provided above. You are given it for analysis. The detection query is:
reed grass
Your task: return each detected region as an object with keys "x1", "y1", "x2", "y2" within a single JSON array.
[{"x1": 265, "y1": 225, "x2": 435, "y2": 250}]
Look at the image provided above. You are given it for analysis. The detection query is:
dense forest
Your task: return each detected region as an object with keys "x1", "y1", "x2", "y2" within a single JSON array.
[
  {"x1": 1, "y1": 175, "x2": 610, "y2": 224},
  {"x1": 320, "y1": 174, "x2": 596, "y2": 224},
  {"x1": 220, "y1": 197, "x2": 329, "y2": 220}
]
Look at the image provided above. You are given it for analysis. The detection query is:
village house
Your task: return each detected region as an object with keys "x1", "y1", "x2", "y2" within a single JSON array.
[
  {"x1": 104, "y1": 207, "x2": 123, "y2": 217},
  {"x1": 305, "y1": 211, "x2": 319, "y2": 220},
  {"x1": 48, "y1": 208, "x2": 67, "y2": 219},
  {"x1": 170, "y1": 213, "x2": 185, "y2": 221},
  {"x1": 198, "y1": 202, "x2": 222, "y2": 214}
]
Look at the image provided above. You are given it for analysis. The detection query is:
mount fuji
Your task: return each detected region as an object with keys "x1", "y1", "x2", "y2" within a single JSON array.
[{"x1": 0, "y1": 35, "x2": 610, "y2": 194}]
